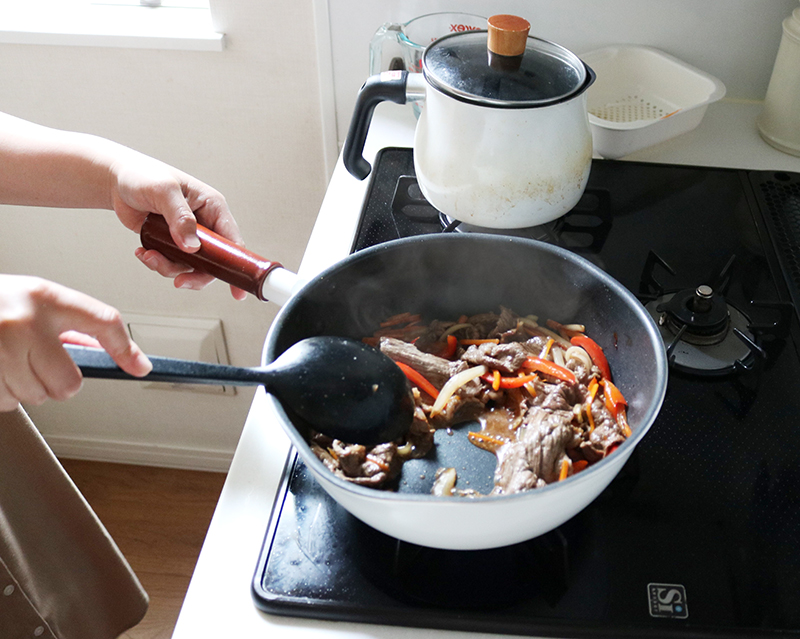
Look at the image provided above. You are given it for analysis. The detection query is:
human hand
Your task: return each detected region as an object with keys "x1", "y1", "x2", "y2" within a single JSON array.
[
  {"x1": 109, "y1": 154, "x2": 247, "y2": 300},
  {"x1": 0, "y1": 275, "x2": 152, "y2": 411}
]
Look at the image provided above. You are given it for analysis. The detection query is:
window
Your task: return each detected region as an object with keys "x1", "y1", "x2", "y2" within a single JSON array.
[
  {"x1": 92, "y1": 0, "x2": 210, "y2": 9},
  {"x1": 0, "y1": 0, "x2": 222, "y2": 50}
]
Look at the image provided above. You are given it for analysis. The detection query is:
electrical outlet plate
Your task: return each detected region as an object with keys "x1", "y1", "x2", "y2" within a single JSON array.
[{"x1": 125, "y1": 313, "x2": 235, "y2": 395}]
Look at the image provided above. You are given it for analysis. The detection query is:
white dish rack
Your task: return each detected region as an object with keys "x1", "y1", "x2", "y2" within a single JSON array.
[{"x1": 580, "y1": 45, "x2": 726, "y2": 159}]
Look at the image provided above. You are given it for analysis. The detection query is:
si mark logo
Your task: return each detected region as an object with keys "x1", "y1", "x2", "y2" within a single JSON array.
[{"x1": 648, "y1": 583, "x2": 688, "y2": 619}]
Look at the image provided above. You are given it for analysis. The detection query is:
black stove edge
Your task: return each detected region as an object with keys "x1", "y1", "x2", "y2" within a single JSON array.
[
  {"x1": 253, "y1": 154, "x2": 800, "y2": 638},
  {"x1": 252, "y1": 451, "x2": 789, "y2": 639}
]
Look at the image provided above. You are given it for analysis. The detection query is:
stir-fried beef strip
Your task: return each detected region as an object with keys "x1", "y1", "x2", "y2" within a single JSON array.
[
  {"x1": 309, "y1": 436, "x2": 403, "y2": 488},
  {"x1": 461, "y1": 341, "x2": 530, "y2": 374},
  {"x1": 494, "y1": 410, "x2": 576, "y2": 494},
  {"x1": 309, "y1": 307, "x2": 630, "y2": 495},
  {"x1": 379, "y1": 337, "x2": 468, "y2": 388}
]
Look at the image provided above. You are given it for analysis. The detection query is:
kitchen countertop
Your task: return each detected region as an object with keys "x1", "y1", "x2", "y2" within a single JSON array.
[{"x1": 171, "y1": 99, "x2": 800, "y2": 639}]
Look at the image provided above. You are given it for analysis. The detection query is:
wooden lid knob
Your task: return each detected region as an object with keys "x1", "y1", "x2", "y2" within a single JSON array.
[{"x1": 487, "y1": 15, "x2": 531, "y2": 57}]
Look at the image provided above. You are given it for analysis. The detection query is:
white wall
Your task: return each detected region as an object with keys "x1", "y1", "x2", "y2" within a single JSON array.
[
  {"x1": 328, "y1": 0, "x2": 798, "y2": 146},
  {"x1": 0, "y1": 0, "x2": 796, "y2": 470},
  {"x1": 0, "y1": 0, "x2": 329, "y2": 470}
]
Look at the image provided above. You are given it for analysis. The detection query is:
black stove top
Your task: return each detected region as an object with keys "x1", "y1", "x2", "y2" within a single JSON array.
[{"x1": 253, "y1": 148, "x2": 800, "y2": 638}]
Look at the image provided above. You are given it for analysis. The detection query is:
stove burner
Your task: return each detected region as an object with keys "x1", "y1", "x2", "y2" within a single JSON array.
[
  {"x1": 658, "y1": 285, "x2": 730, "y2": 345},
  {"x1": 645, "y1": 288, "x2": 757, "y2": 375},
  {"x1": 438, "y1": 212, "x2": 558, "y2": 242}
]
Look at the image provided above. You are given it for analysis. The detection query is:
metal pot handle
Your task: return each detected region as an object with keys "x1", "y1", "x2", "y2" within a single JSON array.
[{"x1": 343, "y1": 70, "x2": 425, "y2": 180}]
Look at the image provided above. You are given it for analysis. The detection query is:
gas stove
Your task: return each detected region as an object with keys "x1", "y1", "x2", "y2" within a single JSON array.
[{"x1": 252, "y1": 148, "x2": 800, "y2": 638}]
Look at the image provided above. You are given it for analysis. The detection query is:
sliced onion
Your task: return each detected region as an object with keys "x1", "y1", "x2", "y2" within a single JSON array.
[
  {"x1": 534, "y1": 325, "x2": 572, "y2": 348},
  {"x1": 441, "y1": 323, "x2": 474, "y2": 338},
  {"x1": 430, "y1": 364, "x2": 487, "y2": 416},
  {"x1": 432, "y1": 467, "x2": 458, "y2": 497},
  {"x1": 552, "y1": 346, "x2": 566, "y2": 367},
  {"x1": 539, "y1": 337, "x2": 555, "y2": 358},
  {"x1": 396, "y1": 442, "x2": 414, "y2": 458},
  {"x1": 566, "y1": 345, "x2": 593, "y2": 371}
]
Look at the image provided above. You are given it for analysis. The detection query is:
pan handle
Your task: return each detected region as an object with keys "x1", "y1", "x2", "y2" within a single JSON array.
[{"x1": 140, "y1": 214, "x2": 290, "y2": 303}]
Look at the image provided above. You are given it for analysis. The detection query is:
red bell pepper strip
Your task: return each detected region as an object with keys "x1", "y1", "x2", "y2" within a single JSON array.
[
  {"x1": 570, "y1": 334, "x2": 612, "y2": 381},
  {"x1": 380, "y1": 312, "x2": 422, "y2": 328},
  {"x1": 602, "y1": 379, "x2": 627, "y2": 420},
  {"x1": 395, "y1": 361, "x2": 439, "y2": 399},
  {"x1": 522, "y1": 357, "x2": 577, "y2": 385}
]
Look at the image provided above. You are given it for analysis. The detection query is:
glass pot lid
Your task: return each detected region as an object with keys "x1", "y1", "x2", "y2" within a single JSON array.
[{"x1": 422, "y1": 22, "x2": 589, "y2": 108}]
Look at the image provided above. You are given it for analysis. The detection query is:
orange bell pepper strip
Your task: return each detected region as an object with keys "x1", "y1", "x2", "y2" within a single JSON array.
[
  {"x1": 443, "y1": 334, "x2": 458, "y2": 359},
  {"x1": 617, "y1": 407, "x2": 632, "y2": 437},
  {"x1": 522, "y1": 357, "x2": 577, "y2": 385},
  {"x1": 602, "y1": 379, "x2": 627, "y2": 420},
  {"x1": 429, "y1": 334, "x2": 458, "y2": 359},
  {"x1": 573, "y1": 460, "x2": 589, "y2": 473},
  {"x1": 570, "y1": 334, "x2": 612, "y2": 381},
  {"x1": 481, "y1": 371, "x2": 539, "y2": 389},
  {"x1": 395, "y1": 361, "x2": 439, "y2": 399},
  {"x1": 467, "y1": 430, "x2": 507, "y2": 452}
]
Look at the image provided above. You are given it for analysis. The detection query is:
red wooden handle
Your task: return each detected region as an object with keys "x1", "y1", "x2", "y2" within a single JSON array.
[{"x1": 140, "y1": 214, "x2": 282, "y2": 301}]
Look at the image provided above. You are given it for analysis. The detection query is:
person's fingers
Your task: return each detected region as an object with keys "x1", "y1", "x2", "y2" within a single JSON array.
[
  {"x1": 0, "y1": 352, "x2": 51, "y2": 406},
  {"x1": 135, "y1": 235, "x2": 248, "y2": 299},
  {"x1": 0, "y1": 328, "x2": 78, "y2": 406},
  {"x1": 185, "y1": 183, "x2": 244, "y2": 246},
  {"x1": 59, "y1": 330, "x2": 102, "y2": 348},
  {"x1": 112, "y1": 160, "x2": 246, "y2": 300},
  {"x1": 229, "y1": 284, "x2": 248, "y2": 301},
  {"x1": 153, "y1": 188, "x2": 201, "y2": 253},
  {"x1": 0, "y1": 378, "x2": 22, "y2": 412},
  {"x1": 40, "y1": 283, "x2": 152, "y2": 378},
  {"x1": 28, "y1": 336, "x2": 84, "y2": 402},
  {"x1": 134, "y1": 247, "x2": 197, "y2": 279},
  {"x1": 0, "y1": 276, "x2": 151, "y2": 408}
]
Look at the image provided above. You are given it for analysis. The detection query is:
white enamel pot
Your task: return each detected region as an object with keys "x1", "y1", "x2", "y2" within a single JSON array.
[{"x1": 344, "y1": 15, "x2": 596, "y2": 229}]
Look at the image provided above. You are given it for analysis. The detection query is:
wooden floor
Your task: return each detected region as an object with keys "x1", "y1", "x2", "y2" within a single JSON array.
[{"x1": 59, "y1": 459, "x2": 227, "y2": 639}]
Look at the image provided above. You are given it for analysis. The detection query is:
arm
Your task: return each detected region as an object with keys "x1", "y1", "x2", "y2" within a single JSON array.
[{"x1": 0, "y1": 111, "x2": 246, "y2": 299}]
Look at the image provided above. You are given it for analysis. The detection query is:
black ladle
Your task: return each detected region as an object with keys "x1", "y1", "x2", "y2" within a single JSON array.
[{"x1": 64, "y1": 337, "x2": 414, "y2": 445}]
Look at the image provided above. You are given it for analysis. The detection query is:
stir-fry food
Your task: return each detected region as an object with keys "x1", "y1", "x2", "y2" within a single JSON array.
[{"x1": 309, "y1": 307, "x2": 630, "y2": 497}]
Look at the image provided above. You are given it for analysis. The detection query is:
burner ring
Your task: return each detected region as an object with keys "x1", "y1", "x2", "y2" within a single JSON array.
[
  {"x1": 657, "y1": 285, "x2": 730, "y2": 345},
  {"x1": 646, "y1": 292, "x2": 755, "y2": 375}
]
